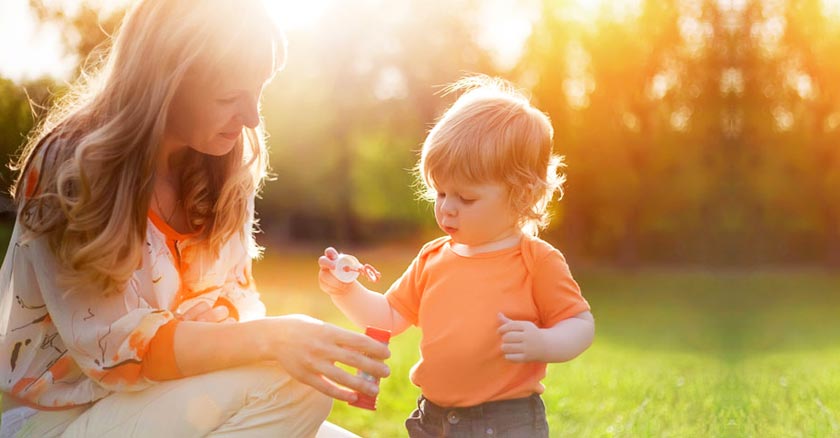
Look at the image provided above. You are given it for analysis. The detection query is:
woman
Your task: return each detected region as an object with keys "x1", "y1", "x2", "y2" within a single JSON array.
[{"x1": 0, "y1": 0, "x2": 389, "y2": 436}]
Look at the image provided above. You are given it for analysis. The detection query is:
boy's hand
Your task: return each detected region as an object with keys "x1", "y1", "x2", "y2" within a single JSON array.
[
  {"x1": 497, "y1": 313, "x2": 545, "y2": 362},
  {"x1": 318, "y1": 247, "x2": 355, "y2": 295}
]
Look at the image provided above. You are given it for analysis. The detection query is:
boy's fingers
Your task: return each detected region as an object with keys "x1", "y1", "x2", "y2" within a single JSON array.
[
  {"x1": 318, "y1": 256, "x2": 336, "y2": 269},
  {"x1": 501, "y1": 332, "x2": 524, "y2": 343},
  {"x1": 504, "y1": 353, "x2": 526, "y2": 362},
  {"x1": 497, "y1": 321, "x2": 524, "y2": 334}
]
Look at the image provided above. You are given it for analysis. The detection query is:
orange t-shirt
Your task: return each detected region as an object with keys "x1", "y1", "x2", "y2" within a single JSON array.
[{"x1": 385, "y1": 234, "x2": 590, "y2": 407}]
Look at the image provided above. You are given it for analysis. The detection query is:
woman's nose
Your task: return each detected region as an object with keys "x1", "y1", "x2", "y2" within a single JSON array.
[{"x1": 239, "y1": 96, "x2": 260, "y2": 129}]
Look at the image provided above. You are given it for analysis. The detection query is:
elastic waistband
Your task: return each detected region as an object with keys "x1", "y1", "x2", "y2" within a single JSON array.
[{"x1": 418, "y1": 394, "x2": 541, "y2": 421}]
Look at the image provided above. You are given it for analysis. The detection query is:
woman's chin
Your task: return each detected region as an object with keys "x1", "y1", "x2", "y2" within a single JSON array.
[{"x1": 190, "y1": 138, "x2": 238, "y2": 156}]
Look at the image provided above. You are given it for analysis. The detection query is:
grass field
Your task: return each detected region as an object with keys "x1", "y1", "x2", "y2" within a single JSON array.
[{"x1": 254, "y1": 245, "x2": 840, "y2": 438}]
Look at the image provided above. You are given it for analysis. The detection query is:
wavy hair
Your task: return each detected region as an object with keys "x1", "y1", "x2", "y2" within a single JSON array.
[
  {"x1": 10, "y1": 0, "x2": 286, "y2": 295},
  {"x1": 417, "y1": 75, "x2": 565, "y2": 236}
]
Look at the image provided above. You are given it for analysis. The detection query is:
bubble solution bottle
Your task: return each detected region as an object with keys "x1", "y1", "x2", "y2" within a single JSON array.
[{"x1": 350, "y1": 326, "x2": 391, "y2": 410}]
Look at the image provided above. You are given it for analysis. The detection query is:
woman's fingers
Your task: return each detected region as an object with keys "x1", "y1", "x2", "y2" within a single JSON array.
[
  {"x1": 296, "y1": 372, "x2": 359, "y2": 403},
  {"x1": 179, "y1": 303, "x2": 231, "y2": 323},
  {"x1": 205, "y1": 305, "x2": 229, "y2": 322},
  {"x1": 330, "y1": 344, "x2": 390, "y2": 380},
  {"x1": 316, "y1": 361, "x2": 380, "y2": 397},
  {"x1": 333, "y1": 328, "x2": 391, "y2": 361},
  {"x1": 180, "y1": 302, "x2": 211, "y2": 321}
]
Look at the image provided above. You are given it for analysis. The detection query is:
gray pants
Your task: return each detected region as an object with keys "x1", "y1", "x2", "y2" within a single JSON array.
[{"x1": 405, "y1": 394, "x2": 549, "y2": 438}]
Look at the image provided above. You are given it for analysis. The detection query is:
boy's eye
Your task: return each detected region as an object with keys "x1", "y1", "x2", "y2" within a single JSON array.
[{"x1": 459, "y1": 196, "x2": 476, "y2": 204}]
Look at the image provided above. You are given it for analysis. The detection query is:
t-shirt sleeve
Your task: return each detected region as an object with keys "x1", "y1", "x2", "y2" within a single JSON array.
[
  {"x1": 532, "y1": 248, "x2": 590, "y2": 327},
  {"x1": 384, "y1": 252, "x2": 425, "y2": 326},
  {"x1": 21, "y1": 236, "x2": 182, "y2": 392}
]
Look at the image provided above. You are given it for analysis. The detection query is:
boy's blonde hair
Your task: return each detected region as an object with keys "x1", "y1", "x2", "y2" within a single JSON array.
[
  {"x1": 418, "y1": 75, "x2": 565, "y2": 236},
  {"x1": 11, "y1": 0, "x2": 285, "y2": 295}
]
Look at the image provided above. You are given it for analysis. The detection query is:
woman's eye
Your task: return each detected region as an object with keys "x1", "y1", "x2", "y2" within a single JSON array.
[{"x1": 217, "y1": 96, "x2": 238, "y2": 104}]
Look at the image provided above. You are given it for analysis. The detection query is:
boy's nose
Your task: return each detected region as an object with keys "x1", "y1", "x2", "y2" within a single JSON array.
[{"x1": 441, "y1": 202, "x2": 457, "y2": 216}]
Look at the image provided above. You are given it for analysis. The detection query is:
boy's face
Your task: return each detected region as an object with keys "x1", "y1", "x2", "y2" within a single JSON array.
[{"x1": 433, "y1": 179, "x2": 520, "y2": 246}]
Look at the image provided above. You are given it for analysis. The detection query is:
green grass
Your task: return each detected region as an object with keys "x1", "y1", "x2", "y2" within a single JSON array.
[{"x1": 254, "y1": 247, "x2": 840, "y2": 437}]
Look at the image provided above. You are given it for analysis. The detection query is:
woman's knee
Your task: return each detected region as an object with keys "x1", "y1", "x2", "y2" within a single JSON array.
[
  {"x1": 243, "y1": 364, "x2": 333, "y2": 418},
  {"x1": 277, "y1": 374, "x2": 333, "y2": 421}
]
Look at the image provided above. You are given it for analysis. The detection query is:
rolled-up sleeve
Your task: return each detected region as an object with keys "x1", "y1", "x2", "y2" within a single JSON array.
[{"x1": 23, "y1": 237, "x2": 182, "y2": 391}]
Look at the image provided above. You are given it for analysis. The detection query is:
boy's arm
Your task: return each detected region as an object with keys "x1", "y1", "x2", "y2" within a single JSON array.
[
  {"x1": 498, "y1": 311, "x2": 595, "y2": 363},
  {"x1": 328, "y1": 282, "x2": 412, "y2": 335},
  {"x1": 318, "y1": 249, "x2": 411, "y2": 335}
]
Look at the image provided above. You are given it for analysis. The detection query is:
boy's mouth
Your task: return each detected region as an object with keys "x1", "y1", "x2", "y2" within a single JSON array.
[{"x1": 443, "y1": 226, "x2": 458, "y2": 234}]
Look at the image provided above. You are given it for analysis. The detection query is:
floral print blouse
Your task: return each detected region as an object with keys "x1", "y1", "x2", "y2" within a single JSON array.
[{"x1": 0, "y1": 159, "x2": 265, "y2": 409}]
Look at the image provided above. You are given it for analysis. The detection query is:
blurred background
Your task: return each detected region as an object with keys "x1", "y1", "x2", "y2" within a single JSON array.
[
  {"x1": 1, "y1": 0, "x2": 838, "y2": 267},
  {"x1": 2, "y1": 1, "x2": 840, "y2": 436}
]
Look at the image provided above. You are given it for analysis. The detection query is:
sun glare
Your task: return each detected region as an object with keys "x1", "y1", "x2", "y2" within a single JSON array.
[
  {"x1": 262, "y1": 0, "x2": 331, "y2": 31},
  {"x1": 823, "y1": 0, "x2": 840, "y2": 20},
  {"x1": 474, "y1": 0, "x2": 541, "y2": 71},
  {"x1": 564, "y1": 0, "x2": 644, "y2": 24}
]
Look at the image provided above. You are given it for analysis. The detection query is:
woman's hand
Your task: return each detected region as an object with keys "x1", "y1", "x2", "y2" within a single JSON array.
[
  {"x1": 178, "y1": 302, "x2": 236, "y2": 323},
  {"x1": 266, "y1": 314, "x2": 391, "y2": 403},
  {"x1": 318, "y1": 247, "x2": 355, "y2": 295}
]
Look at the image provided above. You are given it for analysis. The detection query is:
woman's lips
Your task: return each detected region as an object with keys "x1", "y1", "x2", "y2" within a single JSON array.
[{"x1": 219, "y1": 131, "x2": 240, "y2": 140}]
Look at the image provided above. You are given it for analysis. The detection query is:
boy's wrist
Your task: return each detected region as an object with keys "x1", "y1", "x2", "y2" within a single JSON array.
[
  {"x1": 324, "y1": 279, "x2": 355, "y2": 296},
  {"x1": 535, "y1": 328, "x2": 551, "y2": 362}
]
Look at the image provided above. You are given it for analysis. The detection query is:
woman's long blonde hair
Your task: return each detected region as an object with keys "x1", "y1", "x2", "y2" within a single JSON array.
[{"x1": 10, "y1": 0, "x2": 286, "y2": 295}]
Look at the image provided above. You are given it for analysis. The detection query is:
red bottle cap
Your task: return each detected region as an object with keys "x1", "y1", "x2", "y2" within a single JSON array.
[{"x1": 365, "y1": 327, "x2": 391, "y2": 344}]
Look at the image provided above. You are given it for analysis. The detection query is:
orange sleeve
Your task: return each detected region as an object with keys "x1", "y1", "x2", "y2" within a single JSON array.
[
  {"x1": 385, "y1": 253, "x2": 424, "y2": 326},
  {"x1": 141, "y1": 319, "x2": 184, "y2": 381},
  {"x1": 532, "y1": 249, "x2": 590, "y2": 327}
]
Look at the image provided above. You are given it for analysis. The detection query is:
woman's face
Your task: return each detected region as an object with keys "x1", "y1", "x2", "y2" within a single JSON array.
[{"x1": 165, "y1": 67, "x2": 272, "y2": 156}]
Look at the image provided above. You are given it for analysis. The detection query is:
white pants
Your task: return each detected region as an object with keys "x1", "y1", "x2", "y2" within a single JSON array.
[{"x1": 8, "y1": 364, "x2": 356, "y2": 437}]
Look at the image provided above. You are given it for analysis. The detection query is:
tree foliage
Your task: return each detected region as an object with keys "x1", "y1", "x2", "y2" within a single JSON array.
[{"x1": 1, "y1": 0, "x2": 835, "y2": 266}]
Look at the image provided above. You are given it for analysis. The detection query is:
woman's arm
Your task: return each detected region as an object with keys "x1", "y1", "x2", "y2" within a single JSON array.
[{"x1": 172, "y1": 314, "x2": 391, "y2": 403}]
